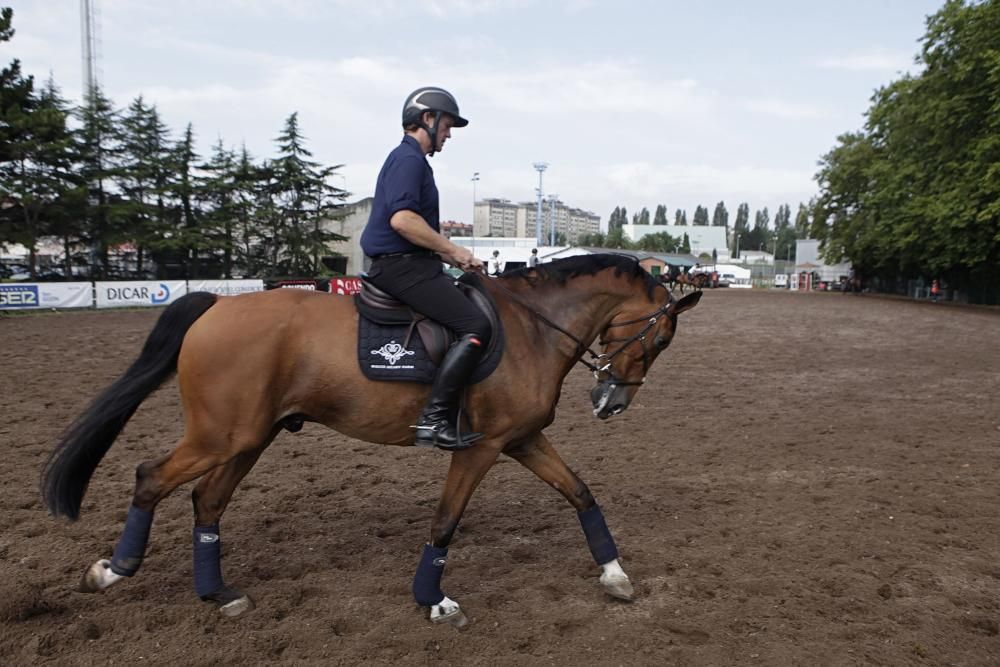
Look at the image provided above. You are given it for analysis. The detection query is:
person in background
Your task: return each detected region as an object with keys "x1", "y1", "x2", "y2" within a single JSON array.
[
  {"x1": 489, "y1": 250, "x2": 501, "y2": 277},
  {"x1": 528, "y1": 248, "x2": 539, "y2": 268}
]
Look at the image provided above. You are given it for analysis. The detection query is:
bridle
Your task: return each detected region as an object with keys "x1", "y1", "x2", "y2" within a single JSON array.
[{"x1": 492, "y1": 280, "x2": 675, "y2": 387}]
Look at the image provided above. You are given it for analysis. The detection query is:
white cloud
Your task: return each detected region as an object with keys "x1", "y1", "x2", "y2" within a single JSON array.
[
  {"x1": 742, "y1": 98, "x2": 829, "y2": 120},
  {"x1": 817, "y1": 49, "x2": 914, "y2": 72},
  {"x1": 604, "y1": 162, "x2": 814, "y2": 208}
]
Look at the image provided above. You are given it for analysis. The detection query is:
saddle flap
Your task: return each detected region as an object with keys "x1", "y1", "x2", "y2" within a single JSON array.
[{"x1": 355, "y1": 272, "x2": 505, "y2": 385}]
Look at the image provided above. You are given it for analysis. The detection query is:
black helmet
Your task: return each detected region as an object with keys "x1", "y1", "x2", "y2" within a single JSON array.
[
  {"x1": 402, "y1": 87, "x2": 468, "y2": 157},
  {"x1": 402, "y1": 87, "x2": 469, "y2": 128}
]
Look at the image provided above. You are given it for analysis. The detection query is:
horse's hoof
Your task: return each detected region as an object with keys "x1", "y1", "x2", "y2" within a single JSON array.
[
  {"x1": 601, "y1": 573, "x2": 635, "y2": 601},
  {"x1": 79, "y1": 559, "x2": 124, "y2": 593},
  {"x1": 218, "y1": 594, "x2": 255, "y2": 618},
  {"x1": 430, "y1": 596, "x2": 469, "y2": 629}
]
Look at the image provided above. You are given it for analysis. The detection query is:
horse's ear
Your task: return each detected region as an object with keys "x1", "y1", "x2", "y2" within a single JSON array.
[{"x1": 673, "y1": 290, "x2": 702, "y2": 315}]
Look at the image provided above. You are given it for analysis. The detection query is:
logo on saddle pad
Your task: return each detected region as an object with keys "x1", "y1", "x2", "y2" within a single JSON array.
[{"x1": 371, "y1": 341, "x2": 416, "y2": 366}]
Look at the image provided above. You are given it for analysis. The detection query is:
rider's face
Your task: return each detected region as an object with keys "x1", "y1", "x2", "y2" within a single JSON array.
[{"x1": 434, "y1": 114, "x2": 455, "y2": 152}]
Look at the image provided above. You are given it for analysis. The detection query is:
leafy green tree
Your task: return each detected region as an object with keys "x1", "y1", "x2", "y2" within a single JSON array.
[
  {"x1": 604, "y1": 225, "x2": 631, "y2": 249},
  {"x1": 692, "y1": 205, "x2": 709, "y2": 226},
  {"x1": 732, "y1": 202, "x2": 749, "y2": 257},
  {"x1": 636, "y1": 231, "x2": 679, "y2": 252},
  {"x1": 711, "y1": 201, "x2": 728, "y2": 227},
  {"x1": 632, "y1": 206, "x2": 650, "y2": 226},
  {"x1": 680, "y1": 232, "x2": 691, "y2": 254},
  {"x1": 811, "y1": 0, "x2": 1000, "y2": 300},
  {"x1": 653, "y1": 204, "x2": 667, "y2": 225},
  {"x1": 794, "y1": 201, "x2": 811, "y2": 238}
]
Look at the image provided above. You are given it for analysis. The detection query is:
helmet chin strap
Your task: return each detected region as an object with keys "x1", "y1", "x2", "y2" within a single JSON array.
[{"x1": 418, "y1": 110, "x2": 443, "y2": 157}]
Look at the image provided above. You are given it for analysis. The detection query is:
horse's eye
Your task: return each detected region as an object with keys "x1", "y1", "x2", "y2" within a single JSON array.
[{"x1": 654, "y1": 335, "x2": 668, "y2": 349}]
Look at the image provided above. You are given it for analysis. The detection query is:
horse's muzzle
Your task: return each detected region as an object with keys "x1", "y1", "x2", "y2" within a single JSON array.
[{"x1": 590, "y1": 380, "x2": 629, "y2": 420}]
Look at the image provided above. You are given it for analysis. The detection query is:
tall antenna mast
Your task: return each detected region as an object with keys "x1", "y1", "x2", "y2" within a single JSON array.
[{"x1": 80, "y1": 0, "x2": 100, "y2": 101}]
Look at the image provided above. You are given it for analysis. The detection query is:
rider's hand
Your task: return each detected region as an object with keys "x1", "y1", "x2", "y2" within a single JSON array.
[{"x1": 450, "y1": 246, "x2": 485, "y2": 273}]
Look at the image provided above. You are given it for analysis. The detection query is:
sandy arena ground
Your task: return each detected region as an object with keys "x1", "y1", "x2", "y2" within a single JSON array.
[{"x1": 1, "y1": 289, "x2": 999, "y2": 666}]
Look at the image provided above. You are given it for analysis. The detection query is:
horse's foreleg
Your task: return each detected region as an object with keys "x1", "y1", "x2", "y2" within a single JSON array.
[
  {"x1": 188, "y1": 439, "x2": 274, "y2": 617},
  {"x1": 505, "y1": 433, "x2": 634, "y2": 601},
  {"x1": 414, "y1": 444, "x2": 501, "y2": 628},
  {"x1": 80, "y1": 434, "x2": 232, "y2": 595}
]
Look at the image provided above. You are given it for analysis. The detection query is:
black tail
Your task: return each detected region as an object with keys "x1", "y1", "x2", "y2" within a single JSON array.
[{"x1": 42, "y1": 291, "x2": 219, "y2": 520}]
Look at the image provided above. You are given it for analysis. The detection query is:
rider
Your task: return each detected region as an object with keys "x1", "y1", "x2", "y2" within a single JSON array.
[{"x1": 360, "y1": 87, "x2": 490, "y2": 450}]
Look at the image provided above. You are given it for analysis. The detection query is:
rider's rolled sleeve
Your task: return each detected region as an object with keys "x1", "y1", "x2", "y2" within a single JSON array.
[{"x1": 385, "y1": 155, "x2": 425, "y2": 219}]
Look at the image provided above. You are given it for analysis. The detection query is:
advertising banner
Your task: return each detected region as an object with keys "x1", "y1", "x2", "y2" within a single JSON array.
[
  {"x1": 0, "y1": 282, "x2": 93, "y2": 310},
  {"x1": 188, "y1": 279, "x2": 265, "y2": 296},
  {"x1": 95, "y1": 281, "x2": 187, "y2": 308},
  {"x1": 330, "y1": 277, "x2": 363, "y2": 295}
]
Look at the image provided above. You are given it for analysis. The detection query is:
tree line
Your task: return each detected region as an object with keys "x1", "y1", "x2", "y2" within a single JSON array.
[
  {"x1": 580, "y1": 201, "x2": 811, "y2": 260},
  {"x1": 810, "y1": 0, "x2": 999, "y2": 302},
  {"x1": 0, "y1": 8, "x2": 348, "y2": 281}
]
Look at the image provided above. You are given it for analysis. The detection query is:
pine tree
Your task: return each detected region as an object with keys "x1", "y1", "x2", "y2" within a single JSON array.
[
  {"x1": 1, "y1": 74, "x2": 80, "y2": 277},
  {"x1": 117, "y1": 95, "x2": 173, "y2": 277},
  {"x1": 76, "y1": 86, "x2": 122, "y2": 278},
  {"x1": 268, "y1": 112, "x2": 347, "y2": 276},
  {"x1": 168, "y1": 123, "x2": 203, "y2": 277},
  {"x1": 674, "y1": 208, "x2": 687, "y2": 226},
  {"x1": 199, "y1": 139, "x2": 238, "y2": 277}
]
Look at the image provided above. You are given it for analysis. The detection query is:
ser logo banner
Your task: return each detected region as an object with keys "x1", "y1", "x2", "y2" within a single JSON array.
[{"x1": 0, "y1": 284, "x2": 40, "y2": 308}]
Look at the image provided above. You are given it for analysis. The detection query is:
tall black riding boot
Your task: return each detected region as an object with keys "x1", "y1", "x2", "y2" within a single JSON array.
[{"x1": 414, "y1": 334, "x2": 485, "y2": 450}]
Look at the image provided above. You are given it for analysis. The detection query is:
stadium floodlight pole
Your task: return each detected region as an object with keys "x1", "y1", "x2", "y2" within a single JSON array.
[
  {"x1": 548, "y1": 194, "x2": 559, "y2": 246},
  {"x1": 471, "y1": 172, "x2": 480, "y2": 254},
  {"x1": 533, "y1": 162, "x2": 548, "y2": 247}
]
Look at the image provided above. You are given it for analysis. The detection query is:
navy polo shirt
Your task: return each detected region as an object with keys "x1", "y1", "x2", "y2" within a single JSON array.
[{"x1": 360, "y1": 135, "x2": 439, "y2": 257}]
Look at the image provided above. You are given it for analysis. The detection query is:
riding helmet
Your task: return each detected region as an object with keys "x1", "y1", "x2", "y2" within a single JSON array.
[{"x1": 401, "y1": 87, "x2": 469, "y2": 128}]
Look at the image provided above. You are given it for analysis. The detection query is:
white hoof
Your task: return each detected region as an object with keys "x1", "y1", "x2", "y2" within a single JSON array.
[
  {"x1": 79, "y1": 559, "x2": 125, "y2": 593},
  {"x1": 600, "y1": 559, "x2": 635, "y2": 601},
  {"x1": 218, "y1": 595, "x2": 255, "y2": 618},
  {"x1": 430, "y1": 596, "x2": 469, "y2": 628}
]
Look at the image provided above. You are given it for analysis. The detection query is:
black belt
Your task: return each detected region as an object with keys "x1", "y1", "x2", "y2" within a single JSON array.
[{"x1": 371, "y1": 250, "x2": 437, "y2": 260}]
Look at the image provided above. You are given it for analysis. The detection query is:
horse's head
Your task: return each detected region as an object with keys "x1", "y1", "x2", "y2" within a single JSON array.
[{"x1": 589, "y1": 289, "x2": 701, "y2": 419}]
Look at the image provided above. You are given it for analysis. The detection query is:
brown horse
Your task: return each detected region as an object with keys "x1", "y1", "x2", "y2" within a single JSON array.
[
  {"x1": 42, "y1": 254, "x2": 701, "y2": 627},
  {"x1": 670, "y1": 271, "x2": 704, "y2": 294}
]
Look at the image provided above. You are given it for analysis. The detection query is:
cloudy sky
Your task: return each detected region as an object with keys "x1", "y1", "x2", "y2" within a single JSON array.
[{"x1": 12, "y1": 0, "x2": 941, "y2": 229}]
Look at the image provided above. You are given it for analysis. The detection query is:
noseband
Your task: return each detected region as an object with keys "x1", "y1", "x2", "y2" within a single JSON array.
[{"x1": 493, "y1": 280, "x2": 674, "y2": 387}]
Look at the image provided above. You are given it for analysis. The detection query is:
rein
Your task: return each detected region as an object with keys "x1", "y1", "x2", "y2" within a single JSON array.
[{"x1": 490, "y1": 278, "x2": 674, "y2": 386}]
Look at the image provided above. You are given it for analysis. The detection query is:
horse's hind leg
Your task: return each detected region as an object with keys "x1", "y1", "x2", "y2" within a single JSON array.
[
  {"x1": 189, "y1": 437, "x2": 276, "y2": 617},
  {"x1": 80, "y1": 434, "x2": 233, "y2": 594},
  {"x1": 505, "y1": 432, "x2": 634, "y2": 601}
]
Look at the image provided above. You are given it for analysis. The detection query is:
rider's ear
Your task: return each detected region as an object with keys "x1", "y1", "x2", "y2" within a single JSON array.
[{"x1": 672, "y1": 290, "x2": 702, "y2": 315}]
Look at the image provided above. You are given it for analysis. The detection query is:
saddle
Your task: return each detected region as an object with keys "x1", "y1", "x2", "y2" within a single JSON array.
[{"x1": 354, "y1": 274, "x2": 505, "y2": 384}]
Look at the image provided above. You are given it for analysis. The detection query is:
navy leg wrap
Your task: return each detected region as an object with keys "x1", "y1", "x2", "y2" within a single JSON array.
[
  {"x1": 193, "y1": 523, "x2": 225, "y2": 598},
  {"x1": 578, "y1": 504, "x2": 619, "y2": 565},
  {"x1": 110, "y1": 505, "x2": 153, "y2": 576},
  {"x1": 412, "y1": 543, "x2": 448, "y2": 607}
]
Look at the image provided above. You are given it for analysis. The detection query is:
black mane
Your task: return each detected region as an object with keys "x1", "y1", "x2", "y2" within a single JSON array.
[{"x1": 501, "y1": 253, "x2": 663, "y2": 300}]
